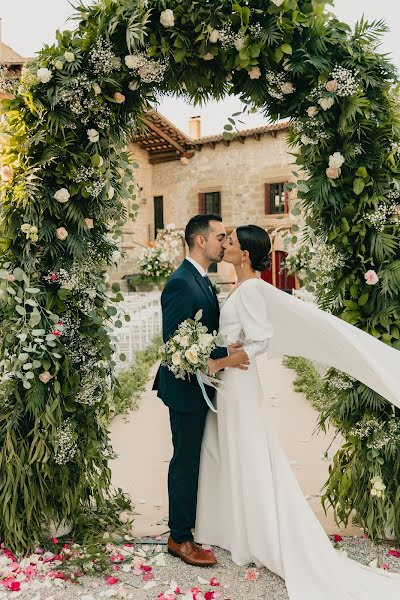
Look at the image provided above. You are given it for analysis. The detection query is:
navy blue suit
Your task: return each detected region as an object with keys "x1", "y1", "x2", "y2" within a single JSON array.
[{"x1": 153, "y1": 259, "x2": 228, "y2": 542}]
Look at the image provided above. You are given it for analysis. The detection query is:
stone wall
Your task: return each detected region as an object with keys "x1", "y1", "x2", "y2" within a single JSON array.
[{"x1": 112, "y1": 127, "x2": 299, "y2": 284}]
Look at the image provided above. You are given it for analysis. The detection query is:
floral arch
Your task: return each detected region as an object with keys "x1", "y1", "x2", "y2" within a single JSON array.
[{"x1": 0, "y1": 0, "x2": 399, "y2": 552}]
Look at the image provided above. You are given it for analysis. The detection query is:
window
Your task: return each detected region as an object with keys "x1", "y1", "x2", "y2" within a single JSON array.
[
  {"x1": 154, "y1": 196, "x2": 164, "y2": 237},
  {"x1": 198, "y1": 191, "x2": 221, "y2": 215},
  {"x1": 264, "y1": 183, "x2": 288, "y2": 215}
]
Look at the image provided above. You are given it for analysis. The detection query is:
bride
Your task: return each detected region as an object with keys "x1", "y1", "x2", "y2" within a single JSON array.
[{"x1": 195, "y1": 225, "x2": 400, "y2": 599}]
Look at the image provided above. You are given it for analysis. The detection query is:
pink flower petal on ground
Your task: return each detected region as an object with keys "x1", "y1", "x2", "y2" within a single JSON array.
[
  {"x1": 141, "y1": 565, "x2": 153, "y2": 572},
  {"x1": 333, "y1": 534, "x2": 343, "y2": 543},
  {"x1": 143, "y1": 572, "x2": 154, "y2": 582},
  {"x1": 379, "y1": 563, "x2": 390, "y2": 570},
  {"x1": 10, "y1": 581, "x2": 20, "y2": 592},
  {"x1": 388, "y1": 550, "x2": 400, "y2": 557},
  {"x1": 244, "y1": 567, "x2": 259, "y2": 581},
  {"x1": 210, "y1": 577, "x2": 220, "y2": 586},
  {"x1": 112, "y1": 565, "x2": 120, "y2": 571},
  {"x1": 105, "y1": 576, "x2": 119, "y2": 585}
]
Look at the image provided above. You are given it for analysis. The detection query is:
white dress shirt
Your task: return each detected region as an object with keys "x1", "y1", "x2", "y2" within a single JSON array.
[{"x1": 186, "y1": 256, "x2": 207, "y2": 277}]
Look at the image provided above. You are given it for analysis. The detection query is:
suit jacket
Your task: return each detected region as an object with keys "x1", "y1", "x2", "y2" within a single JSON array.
[{"x1": 153, "y1": 259, "x2": 228, "y2": 413}]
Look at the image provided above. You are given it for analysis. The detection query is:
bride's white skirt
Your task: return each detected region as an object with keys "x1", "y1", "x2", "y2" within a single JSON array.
[{"x1": 195, "y1": 364, "x2": 400, "y2": 600}]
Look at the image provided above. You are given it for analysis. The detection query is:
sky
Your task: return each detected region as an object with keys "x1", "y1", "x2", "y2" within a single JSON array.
[{"x1": 1, "y1": 0, "x2": 399, "y2": 136}]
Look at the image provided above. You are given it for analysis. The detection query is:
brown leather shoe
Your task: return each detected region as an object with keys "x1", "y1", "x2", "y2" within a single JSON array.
[{"x1": 167, "y1": 536, "x2": 217, "y2": 567}]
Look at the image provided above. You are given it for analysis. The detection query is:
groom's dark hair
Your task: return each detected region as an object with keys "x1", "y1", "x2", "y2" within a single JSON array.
[{"x1": 185, "y1": 214, "x2": 223, "y2": 249}]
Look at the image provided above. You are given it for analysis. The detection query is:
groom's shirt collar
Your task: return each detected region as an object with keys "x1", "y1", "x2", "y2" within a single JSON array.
[{"x1": 186, "y1": 256, "x2": 207, "y2": 277}]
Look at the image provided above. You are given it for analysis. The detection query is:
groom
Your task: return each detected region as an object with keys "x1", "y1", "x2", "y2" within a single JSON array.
[{"x1": 153, "y1": 214, "x2": 247, "y2": 566}]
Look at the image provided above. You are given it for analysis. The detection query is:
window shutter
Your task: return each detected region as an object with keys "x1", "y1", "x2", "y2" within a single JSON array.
[
  {"x1": 284, "y1": 188, "x2": 289, "y2": 213},
  {"x1": 264, "y1": 183, "x2": 271, "y2": 214},
  {"x1": 198, "y1": 192, "x2": 206, "y2": 214}
]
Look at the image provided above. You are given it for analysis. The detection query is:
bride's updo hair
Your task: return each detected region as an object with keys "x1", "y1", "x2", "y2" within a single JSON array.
[{"x1": 236, "y1": 225, "x2": 272, "y2": 272}]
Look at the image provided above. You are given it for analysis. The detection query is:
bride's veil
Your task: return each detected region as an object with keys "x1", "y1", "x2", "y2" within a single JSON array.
[{"x1": 260, "y1": 282, "x2": 400, "y2": 409}]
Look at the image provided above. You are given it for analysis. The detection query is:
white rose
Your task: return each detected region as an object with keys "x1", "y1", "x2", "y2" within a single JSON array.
[
  {"x1": 54, "y1": 188, "x2": 70, "y2": 203},
  {"x1": 307, "y1": 106, "x2": 318, "y2": 118},
  {"x1": 39, "y1": 371, "x2": 51, "y2": 384},
  {"x1": 172, "y1": 352, "x2": 182, "y2": 366},
  {"x1": 203, "y1": 53, "x2": 214, "y2": 61},
  {"x1": 108, "y1": 186, "x2": 115, "y2": 200},
  {"x1": 271, "y1": 0, "x2": 284, "y2": 5},
  {"x1": 185, "y1": 347, "x2": 199, "y2": 365},
  {"x1": 281, "y1": 81, "x2": 294, "y2": 94},
  {"x1": 125, "y1": 55, "x2": 141, "y2": 69},
  {"x1": 92, "y1": 83, "x2": 101, "y2": 95},
  {"x1": 128, "y1": 80, "x2": 140, "y2": 91},
  {"x1": 209, "y1": 29, "x2": 220, "y2": 43},
  {"x1": 160, "y1": 9, "x2": 175, "y2": 27},
  {"x1": 318, "y1": 96, "x2": 334, "y2": 111},
  {"x1": 21, "y1": 223, "x2": 31, "y2": 234},
  {"x1": 37, "y1": 67, "x2": 53, "y2": 83},
  {"x1": 84, "y1": 218, "x2": 94, "y2": 229},
  {"x1": 87, "y1": 128, "x2": 99, "y2": 143},
  {"x1": 64, "y1": 51, "x2": 75, "y2": 63},
  {"x1": 234, "y1": 37, "x2": 245, "y2": 51},
  {"x1": 179, "y1": 336, "x2": 190, "y2": 348},
  {"x1": 199, "y1": 333, "x2": 213, "y2": 347},
  {"x1": 329, "y1": 152, "x2": 345, "y2": 168},
  {"x1": 54, "y1": 60, "x2": 64, "y2": 71}
]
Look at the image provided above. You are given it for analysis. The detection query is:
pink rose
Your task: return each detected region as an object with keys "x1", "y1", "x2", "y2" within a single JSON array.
[
  {"x1": 0, "y1": 165, "x2": 14, "y2": 182},
  {"x1": 244, "y1": 567, "x2": 259, "y2": 581},
  {"x1": 364, "y1": 270, "x2": 379, "y2": 285},
  {"x1": 326, "y1": 166, "x2": 341, "y2": 179},
  {"x1": 202, "y1": 53, "x2": 214, "y2": 61},
  {"x1": 84, "y1": 218, "x2": 94, "y2": 229},
  {"x1": 326, "y1": 79, "x2": 338, "y2": 93},
  {"x1": 56, "y1": 227, "x2": 68, "y2": 241},
  {"x1": 307, "y1": 106, "x2": 318, "y2": 118},
  {"x1": 6, "y1": 274, "x2": 15, "y2": 282},
  {"x1": 281, "y1": 82, "x2": 294, "y2": 94},
  {"x1": 114, "y1": 92, "x2": 125, "y2": 103},
  {"x1": 248, "y1": 67, "x2": 261, "y2": 79}
]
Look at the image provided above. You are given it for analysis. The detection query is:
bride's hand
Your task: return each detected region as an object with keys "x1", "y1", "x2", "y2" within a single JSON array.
[{"x1": 207, "y1": 358, "x2": 220, "y2": 377}]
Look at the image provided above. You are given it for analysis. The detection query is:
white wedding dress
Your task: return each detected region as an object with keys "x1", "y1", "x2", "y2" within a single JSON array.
[{"x1": 195, "y1": 278, "x2": 400, "y2": 599}]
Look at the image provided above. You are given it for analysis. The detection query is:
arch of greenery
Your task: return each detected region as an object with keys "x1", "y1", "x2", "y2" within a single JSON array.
[{"x1": 1, "y1": 0, "x2": 400, "y2": 553}]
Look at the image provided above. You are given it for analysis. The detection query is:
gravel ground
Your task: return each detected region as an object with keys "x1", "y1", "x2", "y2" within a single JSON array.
[{"x1": 2, "y1": 536, "x2": 400, "y2": 600}]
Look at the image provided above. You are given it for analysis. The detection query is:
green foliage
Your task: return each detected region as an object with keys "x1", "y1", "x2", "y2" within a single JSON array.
[{"x1": 109, "y1": 336, "x2": 162, "y2": 417}]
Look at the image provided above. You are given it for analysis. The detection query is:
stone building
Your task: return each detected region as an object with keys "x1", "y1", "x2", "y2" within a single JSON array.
[
  {"x1": 0, "y1": 42, "x2": 25, "y2": 101},
  {"x1": 118, "y1": 112, "x2": 298, "y2": 290}
]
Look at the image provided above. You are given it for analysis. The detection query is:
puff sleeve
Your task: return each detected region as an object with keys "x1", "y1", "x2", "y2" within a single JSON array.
[{"x1": 235, "y1": 279, "x2": 274, "y2": 359}]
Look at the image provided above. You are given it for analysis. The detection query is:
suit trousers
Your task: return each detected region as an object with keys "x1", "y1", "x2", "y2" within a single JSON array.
[{"x1": 168, "y1": 407, "x2": 208, "y2": 543}]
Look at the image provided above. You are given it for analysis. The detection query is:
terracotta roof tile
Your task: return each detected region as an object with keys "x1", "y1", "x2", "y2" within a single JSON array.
[{"x1": 0, "y1": 42, "x2": 26, "y2": 66}]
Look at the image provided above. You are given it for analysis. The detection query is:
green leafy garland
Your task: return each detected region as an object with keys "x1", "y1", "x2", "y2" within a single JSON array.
[{"x1": 0, "y1": 0, "x2": 399, "y2": 551}]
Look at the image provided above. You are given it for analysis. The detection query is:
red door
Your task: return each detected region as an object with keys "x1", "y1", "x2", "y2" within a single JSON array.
[{"x1": 261, "y1": 251, "x2": 296, "y2": 292}]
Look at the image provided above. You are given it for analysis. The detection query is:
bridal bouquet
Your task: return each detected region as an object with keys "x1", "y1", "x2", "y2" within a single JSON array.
[{"x1": 159, "y1": 310, "x2": 225, "y2": 411}]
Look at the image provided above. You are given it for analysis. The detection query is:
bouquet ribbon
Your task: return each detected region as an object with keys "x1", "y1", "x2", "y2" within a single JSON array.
[{"x1": 195, "y1": 370, "x2": 222, "y2": 413}]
